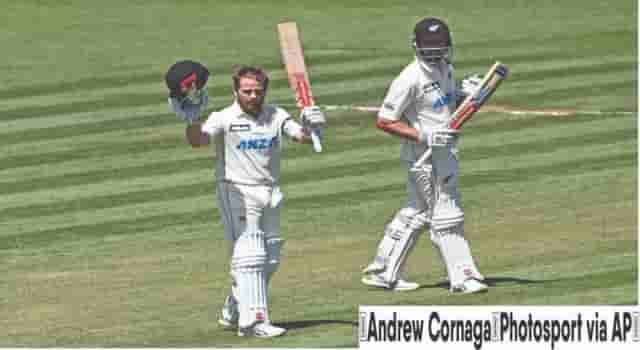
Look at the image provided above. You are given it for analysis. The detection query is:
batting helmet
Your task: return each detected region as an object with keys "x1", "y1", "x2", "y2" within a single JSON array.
[
  {"x1": 412, "y1": 17, "x2": 452, "y2": 65},
  {"x1": 165, "y1": 60, "x2": 210, "y2": 99}
]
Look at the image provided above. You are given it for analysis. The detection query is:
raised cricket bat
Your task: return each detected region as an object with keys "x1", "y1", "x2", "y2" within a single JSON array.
[
  {"x1": 277, "y1": 21, "x2": 322, "y2": 152},
  {"x1": 449, "y1": 61, "x2": 509, "y2": 130}
]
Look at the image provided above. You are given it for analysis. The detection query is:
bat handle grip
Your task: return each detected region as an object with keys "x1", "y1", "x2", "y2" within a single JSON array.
[
  {"x1": 310, "y1": 126, "x2": 323, "y2": 153},
  {"x1": 414, "y1": 148, "x2": 432, "y2": 167}
]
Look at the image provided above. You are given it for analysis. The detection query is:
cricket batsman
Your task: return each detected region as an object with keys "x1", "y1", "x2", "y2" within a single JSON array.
[
  {"x1": 166, "y1": 62, "x2": 326, "y2": 337},
  {"x1": 361, "y1": 17, "x2": 488, "y2": 294}
]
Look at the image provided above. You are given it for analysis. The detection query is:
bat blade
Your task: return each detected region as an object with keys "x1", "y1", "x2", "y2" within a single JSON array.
[
  {"x1": 277, "y1": 21, "x2": 322, "y2": 152},
  {"x1": 449, "y1": 61, "x2": 509, "y2": 130}
]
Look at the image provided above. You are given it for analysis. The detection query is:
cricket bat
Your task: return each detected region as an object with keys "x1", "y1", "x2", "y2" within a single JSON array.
[
  {"x1": 415, "y1": 61, "x2": 509, "y2": 166},
  {"x1": 449, "y1": 61, "x2": 509, "y2": 130},
  {"x1": 277, "y1": 21, "x2": 322, "y2": 152}
]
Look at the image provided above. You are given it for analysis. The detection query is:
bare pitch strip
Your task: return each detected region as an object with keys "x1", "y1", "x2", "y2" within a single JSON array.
[{"x1": 305, "y1": 104, "x2": 636, "y2": 117}]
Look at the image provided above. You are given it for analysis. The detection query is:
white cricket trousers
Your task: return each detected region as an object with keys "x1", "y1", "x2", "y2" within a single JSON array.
[{"x1": 216, "y1": 181, "x2": 281, "y2": 243}]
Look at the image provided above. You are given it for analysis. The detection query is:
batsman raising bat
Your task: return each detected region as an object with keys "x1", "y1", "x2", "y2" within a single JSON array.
[
  {"x1": 166, "y1": 62, "x2": 326, "y2": 337},
  {"x1": 362, "y1": 17, "x2": 507, "y2": 294}
]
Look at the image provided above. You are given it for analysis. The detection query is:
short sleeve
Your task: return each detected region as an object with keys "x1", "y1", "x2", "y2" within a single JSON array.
[
  {"x1": 273, "y1": 107, "x2": 304, "y2": 140},
  {"x1": 282, "y1": 117, "x2": 304, "y2": 139},
  {"x1": 379, "y1": 74, "x2": 415, "y2": 120},
  {"x1": 201, "y1": 111, "x2": 224, "y2": 136}
]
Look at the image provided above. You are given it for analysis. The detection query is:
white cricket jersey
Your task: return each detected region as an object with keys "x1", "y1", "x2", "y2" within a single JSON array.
[
  {"x1": 379, "y1": 58, "x2": 457, "y2": 161},
  {"x1": 201, "y1": 102, "x2": 302, "y2": 186}
]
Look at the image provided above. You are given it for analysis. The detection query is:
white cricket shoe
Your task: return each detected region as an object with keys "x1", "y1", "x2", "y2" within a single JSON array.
[
  {"x1": 238, "y1": 322, "x2": 287, "y2": 338},
  {"x1": 362, "y1": 260, "x2": 385, "y2": 274},
  {"x1": 218, "y1": 295, "x2": 238, "y2": 328},
  {"x1": 473, "y1": 273, "x2": 485, "y2": 281},
  {"x1": 451, "y1": 278, "x2": 488, "y2": 294},
  {"x1": 466, "y1": 267, "x2": 485, "y2": 281},
  {"x1": 362, "y1": 274, "x2": 420, "y2": 291}
]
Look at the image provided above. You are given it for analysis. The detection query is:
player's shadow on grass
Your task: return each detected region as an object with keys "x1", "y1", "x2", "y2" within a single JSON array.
[
  {"x1": 275, "y1": 319, "x2": 358, "y2": 331},
  {"x1": 419, "y1": 276, "x2": 545, "y2": 290},
  {"x1": 219, "y1": 320, "x2": 357, "y2": 334}
]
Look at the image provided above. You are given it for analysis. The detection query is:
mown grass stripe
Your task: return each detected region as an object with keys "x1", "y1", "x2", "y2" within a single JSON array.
[
  {"x1": 3, "y1": 101, "x2": 634, "y2": 157},
  {"x1": 1, "y1": 120, "x2": 634, "y2": 209},
  {"x1": 0, "y1": 112, "x2": 178, "y2": 147},
  {"x1": 0, "y1": 157, "x2": 209, "y2": 196},
  {"x1": 458, "y1": 29, "x2": 633, "y2": 53},
  {"x1": 0, "y1": 181, "x2": 407, "y2": 250},
  {"x1": 308, "y1": 49, "x2": 621, "y2": 87},
  {"x1": 0, "y1": 65, "x2": 275, "y2": 101},
  {"x1": 464, "y1": 127, "x2": 636, "y2": 162},
  {"x1": 0, "y1": 75, "x2": 378, "y2": 124},
  {"x1": 1, "y1": 137, "x2": 184, "y2": 170},
  {"x1": 4, "y1": 46, "x2": 631, "y2": 125},
  {"x1": 1, "y1": 151, "x2": 634, "y2": 241},
  {"x1": 1, "y1": 118, "x2": 635, "y2": 198},
  {"x1": 2, "y1": 110, "x2": 630, "y2": 186},
  {"x1": 0, "y1": 158, "x2": 401, "y2": 219},
  {"x1": 0, "y1": 50, "x2": 400, "y2": 104},
  {"x1": 1, "y1": 92, "x2": 186, "y2": 123},
  {"x1": 0, "y1": 46, "x2": 615, "y2": 111},
  {"x1": 514, "y1": 61, "x2": 635, "y2": 82},
  {"x1": 502, "y1": 80, "x2": 636, "y2": 106},
  {"x1": 0, "y1": 104, "x2": 170, "y2": 135}
]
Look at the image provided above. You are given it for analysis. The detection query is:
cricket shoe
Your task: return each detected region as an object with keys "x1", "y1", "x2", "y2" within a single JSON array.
[
  {"x1": 362, "y1": 273, "x2": 420, "y2": 291},
  {"x1": 450, "y1": 278, "x2": 488, "y2": 294},
  {"x1": 362, "y1": 260, "x2": 385, "y2": 274},
  {"x1": 218, "y1": 295, "x2": 239, "y2": 329},
  {"x1": 473, "y1": 273, "x2": 485, "y2": 281},
  {"x1": 238, "y1": 322, "x2": 286, "y2": 338},
  {"x1": 465, "y1": 267, "x2": 485, "y2": 282}
]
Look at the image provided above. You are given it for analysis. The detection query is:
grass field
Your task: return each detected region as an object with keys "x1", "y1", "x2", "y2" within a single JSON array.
[{"x1": 0, "y1": 0, "x2": 637, "y2": 347}]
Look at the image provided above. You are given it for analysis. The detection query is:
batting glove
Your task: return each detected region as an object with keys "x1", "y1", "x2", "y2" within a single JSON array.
[
  {"x1": 168, "y1": 88, "x2": 208, "y2": 124},
  {"x1": 457, "y1": 74, "x2": 483, "y2": 98},
  {"x1": 419, "y1": 127, "x2": 459, "y2": 147},
  {"x1": 300, "y1": 106, "x2": 326, "y2": 127}
]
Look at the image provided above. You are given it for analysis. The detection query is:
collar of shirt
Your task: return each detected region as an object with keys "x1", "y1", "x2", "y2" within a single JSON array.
[
  {"x1": 230, "y1": 101, "x2": 244, "y2": 116},
  {"x1": 415, "y1": 56, "x2": 434, "y2": 73},
  {"x1": 231, "y1": 101, "x2": 274, "y2": 124}
]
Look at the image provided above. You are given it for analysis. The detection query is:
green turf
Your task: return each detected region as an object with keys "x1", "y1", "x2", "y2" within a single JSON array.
[{"x1": 0, "y1": 0, "x2": 637, "y2": 347}]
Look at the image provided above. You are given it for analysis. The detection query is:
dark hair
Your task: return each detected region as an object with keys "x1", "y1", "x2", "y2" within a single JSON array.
[{"x1": 232, "y1": 65, "x2": 270, "y2": 92}]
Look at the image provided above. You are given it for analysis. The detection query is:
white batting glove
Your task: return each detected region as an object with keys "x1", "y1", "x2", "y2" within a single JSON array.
[
  {"x1": 300, "y1": 106, "x2": 326, "y2": 127},
  {"x1": 458, "y1": 74, "x2": 483, "y2": 98},
  {"x1": 419, "y1": 127, "x2": 459, "y2": 147},
  {"x1": 168, "y1": 88, "x2": 208, "y2": 124}
]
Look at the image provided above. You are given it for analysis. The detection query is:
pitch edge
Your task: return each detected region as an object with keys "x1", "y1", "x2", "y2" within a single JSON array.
[{"x1": 281, "y1": 104, "x2": 635, "y2": 117}]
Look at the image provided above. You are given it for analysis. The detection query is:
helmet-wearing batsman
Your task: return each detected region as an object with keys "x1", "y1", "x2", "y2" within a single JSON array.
[
  {"x1": 165, "y1": 62, "x2": 326, "y2": 337},
  {"x1": 361, "y1": 17, "x2": 487, "y2": 294}
]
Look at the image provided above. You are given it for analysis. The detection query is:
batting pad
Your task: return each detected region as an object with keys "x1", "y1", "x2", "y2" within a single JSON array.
[
  {"x1": 232, "y1": 230, "x2": 269, "y2": 328},
  {"x1": 430, "y1": 193, "x2": 464, "y2": 231},
  {"x1": 431, "y1": 228, "x2": 481, "y2": 287},
  {"x1": 265, "y1": 237, "x2": 285, "y2": 285},
  {"x1": 378, "y1": 208, "x2": 429, "y2": 283}
]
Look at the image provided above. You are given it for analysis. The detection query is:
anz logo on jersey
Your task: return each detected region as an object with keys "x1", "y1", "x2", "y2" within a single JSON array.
[
  {"x1": 432, "y1": 92, "x2": 453, "y2": 110},
  {"x1": 423, "y1": 82, "x2": 453, "y2": 111},
  {"x1": 237, "y1": 136, "x2": 278, "y2": 151}
]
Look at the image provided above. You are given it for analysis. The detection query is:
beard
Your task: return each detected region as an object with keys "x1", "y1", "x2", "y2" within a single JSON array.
[{"x1": 238, "y1": 96, "x2": 264, "y2": 116}]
